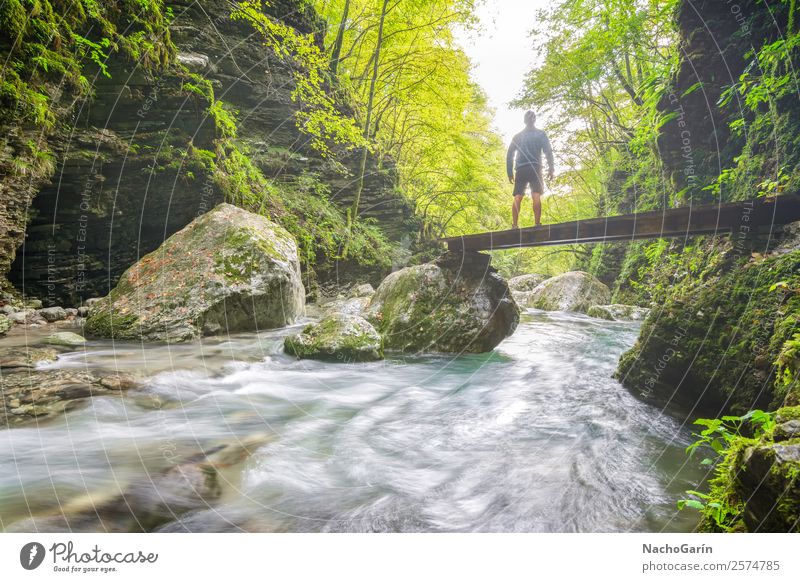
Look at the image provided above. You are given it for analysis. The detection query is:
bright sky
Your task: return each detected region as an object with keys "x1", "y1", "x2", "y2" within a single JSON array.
[{"x1": 454, "y1": 0, "x2": 552, "y2": 144}]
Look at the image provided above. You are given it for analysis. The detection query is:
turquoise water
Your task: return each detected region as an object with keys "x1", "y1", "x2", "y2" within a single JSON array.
[{"x1": 0, "y1": 310, "x2": 704, "y2": 532}]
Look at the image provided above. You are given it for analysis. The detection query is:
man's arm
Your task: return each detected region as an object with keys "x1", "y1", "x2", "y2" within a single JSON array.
[
  {"x1": 543, "y1": 133, "x2": 555, "y2": 180},
  {"x1": 506, "y1": 139, "x2": 517, "y2": 183}
]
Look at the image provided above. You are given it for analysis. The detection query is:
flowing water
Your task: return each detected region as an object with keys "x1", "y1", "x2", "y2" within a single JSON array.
[{"x1": 0, "y1": 310, "x2": 705, "y2": 532}]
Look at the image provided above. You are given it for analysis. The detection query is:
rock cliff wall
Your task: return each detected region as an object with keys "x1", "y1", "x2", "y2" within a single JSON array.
[{"x1": 1, "y1": 0, "x2": 418, "y2": 306}]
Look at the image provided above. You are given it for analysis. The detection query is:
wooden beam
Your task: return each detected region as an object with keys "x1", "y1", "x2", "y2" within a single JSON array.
[{"x1": 442, "y1": 195, "x2": 800, "y2": 252}]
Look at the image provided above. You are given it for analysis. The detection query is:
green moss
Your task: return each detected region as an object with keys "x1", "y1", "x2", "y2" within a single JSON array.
[
  {"x1": 776, "y1": 406, "x2": 800, "y2": 422},
  {"x1": 617, "y1": 246, "x2": 800, "y2": 414},
  {"x1": 84, "y1": 309, "x2": 140, "y2": 339},
  {"x1": 1, "y1": 0, "x2": 175, "y2": 129},
  {"x1": 682, "y1": 408, "x2": 800, "y2": 532}
]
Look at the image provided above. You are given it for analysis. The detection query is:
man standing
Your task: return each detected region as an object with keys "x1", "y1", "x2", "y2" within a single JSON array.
[{"x1": 507, "y1": 110, "x2": 554, "y2": 228}]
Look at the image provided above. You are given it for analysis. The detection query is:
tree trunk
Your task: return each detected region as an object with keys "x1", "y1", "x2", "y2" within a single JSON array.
[
  {"x1": 348, "y1": 0, "x2": 390, "y2": 231},
  {"x1": 330, "y1": 0, "x2": 350, "y2": 75}
]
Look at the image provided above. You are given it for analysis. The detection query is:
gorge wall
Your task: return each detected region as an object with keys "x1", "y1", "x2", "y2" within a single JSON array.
[
  {"x1": 611, "y1": 0, "x2": 799, "y2": 417},
  {"x1": 1, "y1": 0, "x2": 418, "y2": 306}
]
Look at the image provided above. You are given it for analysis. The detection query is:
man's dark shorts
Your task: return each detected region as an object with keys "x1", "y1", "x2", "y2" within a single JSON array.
[{"x1": 512, "y1": 164, "x2": 543, "y2": 196}]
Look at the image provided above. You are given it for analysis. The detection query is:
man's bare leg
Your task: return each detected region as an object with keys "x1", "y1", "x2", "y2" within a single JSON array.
[
  {"x1": 531, "y1": 191, "x2": 542, "y2": 226},
  {"x1": 512, "y1": 195, "x2": 524, "y2": 229}
]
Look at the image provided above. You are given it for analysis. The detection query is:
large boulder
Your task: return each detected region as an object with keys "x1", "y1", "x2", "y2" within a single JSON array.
[
  {"x1": 85, "y1": 204, "x2": 305, "y2": 343},
  {"x1": 322, "y1": 296, "x2": 371, "y2": 317},
  {"x1": 285, "y1": 313, "x2": 383, "y2": 362},
  {"x1": 508, "y1": 273, "x2": 549, "y2": 307},
  {"x1": 527, "y1": 271, "x2": 611, "y2": 313},
  {"x1": 366, "y1": 252, "x2": 519, "y2": 353},
  {"x1": 508, "y1": 273, "x2": 548, "y2": 292},
  {"x1": 587, "y1": 304, "x2": 650, "y2": 321}
]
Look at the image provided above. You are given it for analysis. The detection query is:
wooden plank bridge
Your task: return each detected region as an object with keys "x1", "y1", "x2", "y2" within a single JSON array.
[{"x1": 441, "y1": 194, "x2": 800, "y2": 252}]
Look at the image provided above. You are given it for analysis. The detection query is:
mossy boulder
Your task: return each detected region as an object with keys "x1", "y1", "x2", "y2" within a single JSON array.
[
  {"x1": 508, "y1": 273, "x2": 549, "y2": 307},
  {"x1": 365, "y1": 251, "x2": 519, "y2": 353},
  {"x1": 0, "y1": 314, "x2": 10, "y2": 335},
  {"x1": 616, "y1": 247, "x2": 800, "y2": 416},
  {"x1": 284, "y1": 313, "x2": 383, "y2": 362},
  {"x1": 322, "y1": 296, "x2": 371, "y2": 317},
  {"x1": 85, "y1": 203, "x2": 305, "y2": 343},
  {"x1": 587, "y1": 304, "x2": 650, "y2": 321},
  {"x1": 702, "y1": 407, "x2": 800, "y2": 533},
  {"x1": 527, "y1": 271, "x2": 611, "y2": 313},
  {"x1": 42, "y1": 332, "x2": 87, "y2": 347},
  {"x1": 508, "y1": 273, "x2": 548, "y2": 292},
  {"x1": 348, "y1": 283, "x2": 375, "y2": 298}
]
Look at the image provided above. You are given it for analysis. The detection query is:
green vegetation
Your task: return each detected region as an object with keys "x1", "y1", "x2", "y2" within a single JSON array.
[
  {"x1": 310, "y1": 0, "x2": 511, "y2": 239},
  {"x1": 680, "y1": 408, "x2": 800, "y2": 532},
  {"x1": 679, "y1": 410, "x2": 775, "y2": 532},
  {"x1": 0, "y1": 0, "x2": 174, "y2": 129}
]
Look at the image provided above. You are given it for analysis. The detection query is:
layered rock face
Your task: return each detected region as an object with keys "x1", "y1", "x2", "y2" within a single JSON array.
[
  {"x1": 366, "y1": 252, "x2": 519, "y2": 353},
  {"x1": 656, "y1": 0, "x2": 795, "y2": 201},
  {"x1": 85, "y1": 204, "x2": 305, "y2": 342},
  {"x1": 4, "y1": 0, "x2": 417, "y2": 305},
  {"x1": 7, "y1": 52, "x2": 223, "y2": 305}
]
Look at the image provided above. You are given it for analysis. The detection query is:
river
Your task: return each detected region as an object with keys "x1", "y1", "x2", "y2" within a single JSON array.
[{"x1": 0, "y1": 310, "x2": 704, "y2": 532}]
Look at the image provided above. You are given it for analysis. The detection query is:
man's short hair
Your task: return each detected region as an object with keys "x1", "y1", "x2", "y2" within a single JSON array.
[{"x1": 524, "y1": 110, "x2": 536, "y2": 126}]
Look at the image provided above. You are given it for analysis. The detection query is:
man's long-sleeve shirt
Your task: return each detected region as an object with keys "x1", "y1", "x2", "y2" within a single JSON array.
[{"x1": 506, "y1": 127, "x2": 554, "y2": 179}]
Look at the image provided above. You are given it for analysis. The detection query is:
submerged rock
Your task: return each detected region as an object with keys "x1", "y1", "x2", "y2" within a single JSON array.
[
  {"x1": 0, "y1": 346, "x2": 59, "y2": 371},
  {"x1": 366, "y1": 251, "x2": 519, "y2": 353},
  {"x1": 587, "y1": 304, "x2": 650, "y2": 321},
  {"x1": 0, "y1": 368, "x2": 138, "y2": 427},
  {"x1": 285, "y1": 313, "x2": 383, "y2": 362},
  {"x1": 85, "y1": 204, "x2": 305, "y2": 343},
  {"x1": 527, "y1": 271, "x2": 611, "y2": 313},
  {"x1": 5, "y1": 435, "x2": 270, "y2": 532},
  {"x1": 42, "y1": 331, "x2": 87, "y2": 347}
]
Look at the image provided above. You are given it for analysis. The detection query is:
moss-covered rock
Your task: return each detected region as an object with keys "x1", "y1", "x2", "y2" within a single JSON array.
[
  {"x1": 616, "y1": 247, "x2": 800, "y2": 415},
  {"x1": 322, "y1": 296, "x2": 371, "y2": 317},
  {"x1": 42, "y1": 332, "x2": 87, "y2": 347},
  {"x1": 365, "y1": 251, "x2": 519, "y2": 353},
  {"x1": 587, "y1": 304, "x2": 650, "y2": 321},
  {"x1": 508, "y1": 273, "x2": 548, "y2": 292},
  {"x1": 527, "y1": 271, "x2": 611, "y2": 313},
  {"x1": 698, "y1": 407, "x2": 800, "y2": 533},
  {"x1": 348, "y1": 283, "x2": 375, "y2": 299},
  {"x1": 284, "y1": 313, "x2": 383, "y2": 362},
  {"x1": 508, "y1": 273, "x2": 549, "y2": 307},
  {"x1": 85, "y1": 203, "x2": 305, "y2": 343},
  {"x1": 0, "y1": 314, "x2": 10, "y2": 335}
]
